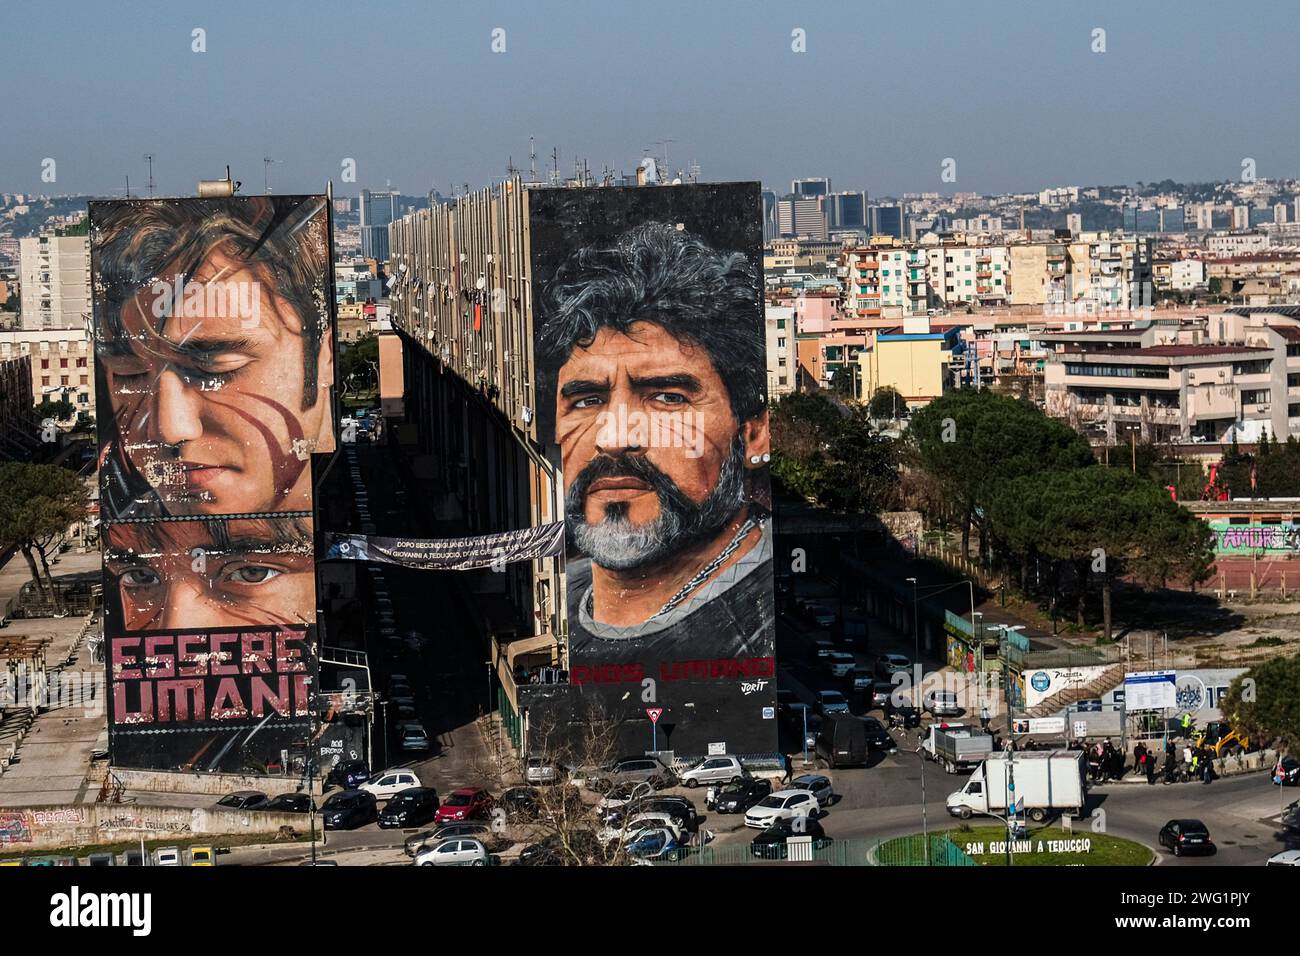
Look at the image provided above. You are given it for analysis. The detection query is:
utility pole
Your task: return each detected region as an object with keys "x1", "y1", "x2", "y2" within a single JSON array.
[{"x1": 143, "y1": 154, "x2": 154, "y2": 197}]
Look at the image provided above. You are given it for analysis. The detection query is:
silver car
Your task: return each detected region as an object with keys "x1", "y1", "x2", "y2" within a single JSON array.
[
  {"x1": 679, "y1": 755, "x2": 746, "y2": 788},
  {"x1": 525, "y1": 756, "x2": 559, "y2": 784},
  {"x1": 415, "y1": 838, "x2": 488, "y2": 866}
]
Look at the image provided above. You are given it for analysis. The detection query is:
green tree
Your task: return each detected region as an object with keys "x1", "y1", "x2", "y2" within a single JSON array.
[
  {"x1": 867, "y1": 386, "x2": 905, "y2": 420},
  {"x1": 0, "y1": 462, "x2": 88, "y2": 597},
  {"x1": 1219, "y1": 653, "x2": 1300, "y2": 754},
  {"x1": 992, "y1": 467, "x2": 1213, "y2": 638},
  {"x1": 339, "y1": 334, "x2": 379, "y2": 396},
  {"x1": 35, "y1": 398, "x2": 75, "y2": 422},
  {"x1": 908, "y1": 389, "x2": 1094, "y2": 562}
]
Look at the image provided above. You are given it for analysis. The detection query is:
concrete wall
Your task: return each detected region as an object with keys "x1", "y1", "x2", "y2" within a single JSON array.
[
  {"x1": 111, "y1": 767, "x2": 317, "y2": 798},
  {"x1": 0, "y1": 804, "x2": 308, "y2": 852}
]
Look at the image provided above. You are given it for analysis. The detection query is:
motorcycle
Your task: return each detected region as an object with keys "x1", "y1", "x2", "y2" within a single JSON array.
[{"x1": 1161, "y1": 760, "x2": 1192, "y2": 785}]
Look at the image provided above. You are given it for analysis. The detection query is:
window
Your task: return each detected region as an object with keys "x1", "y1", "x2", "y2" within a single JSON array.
[
  {"x1": 1242, "y1": 388, "x2": 1271, "y2": 405},
  {"x1": 1291, "y1": 404, "x2": 1300, "y2": 417},
  {"x1": 778, "y1": 357, "x2": 787, "y2": 367},
  {"x1": 1233, "y1": 360, "x2": 1271, "y2": 375},
  {"x1": 1288, "y1": 373, "x2": 1300, "y2": 388},
  {"x1": 1064, "y1": 363, "x2": 1168, "y2": 379},
  {"x1": 776, "y1": 319, "x2": 786, "y2": 329},
  {"x1": 41, "y1": 376, "x2": 49, "y2": 386},
  {"x1": 61, "y1": 376, "x2": 69, "y2": 386},
  {"x1": 76, "y1": 357, "x2": 87, "y2": 368},
  {"x1": 60, "y1": 358, "x2": 68, "y2": 368},
  {"x1": 777, "y1": 337, "x2": 786, "y2": 347},
  {"x1": 778, "y1": 375, "x2": 787, "y2": 385}
]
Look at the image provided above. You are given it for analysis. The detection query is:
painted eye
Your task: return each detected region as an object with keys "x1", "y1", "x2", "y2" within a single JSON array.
[
  {"x1": 572, "y1": 395, "x2": 605, "y2": 409},
  {"x1": 120, "y1": 568, "x2": 162, "y2": 587},
  {"x1": 224, "y1": 565, "x2": 281, "y2": 585},
  {"x1": 652, "y1": 392, "x2": 688, "y2": 405}
]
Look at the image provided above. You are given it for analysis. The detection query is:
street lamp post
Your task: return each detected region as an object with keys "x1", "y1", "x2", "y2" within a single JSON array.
[{"x1": 906, "y1": 576, "x2": 928, "y2": 864}]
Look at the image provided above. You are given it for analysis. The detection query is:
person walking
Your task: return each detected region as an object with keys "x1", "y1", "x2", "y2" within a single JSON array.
[
  {"x1": 979, "y1": 704, "x2": 991, "y2": 733},
  {"x1": 1180, "y1": 711, "x2": 1192, "y2": 739},
  {"x1": 1145, "y1": 748, "x2": 1157, "y2": 785}
]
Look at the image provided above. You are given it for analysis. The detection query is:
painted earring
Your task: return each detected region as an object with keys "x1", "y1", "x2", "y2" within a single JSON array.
[{"x1": 750, "y1": 455, "x2": 762, "y2": 464}]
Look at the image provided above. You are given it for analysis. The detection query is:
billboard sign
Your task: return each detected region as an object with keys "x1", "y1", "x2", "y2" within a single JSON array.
[
  {"x1": 322, "y1": 523, "x2": 564, "y2": 570},
  {"x1": 528, "y1": 183, "x2": 774, "y2": 756},
  {"x1": 1124, "y1": 670, "x2": 1177, "y2": 711},
  {"x1": 91, "y1": 196, "x2": 336, "y2": 773}
]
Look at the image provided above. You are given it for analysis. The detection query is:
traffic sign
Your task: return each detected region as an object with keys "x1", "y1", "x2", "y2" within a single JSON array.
[{"x1": 646, "y1": 708, "x2": 663, "y2": 724}]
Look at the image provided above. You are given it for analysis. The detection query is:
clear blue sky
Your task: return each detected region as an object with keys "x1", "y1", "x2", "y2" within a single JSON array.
[{"x1": 7, "y1": 0, "x2": 1298, "y2": 198}]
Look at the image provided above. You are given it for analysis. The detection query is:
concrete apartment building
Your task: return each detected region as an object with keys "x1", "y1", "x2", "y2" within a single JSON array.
[
  {"x1": 765, "y1": 302, "x2": 794, "y2": 397},
  {"x1": 852, "y1": 318, "x2": 962, "y2": 409},
  {"x1": 0, "y1": 327, "x2": 95, "y2": 414},
  {"x1": 1042, "y1": 309, "x2": 1300, "y2": 444},
  {"x1": 1207, "y1": 232, "x2": 1270, "y2": 257},
  {"x1": 18, "y1": 234, "x2": 90, "y2": 330}
]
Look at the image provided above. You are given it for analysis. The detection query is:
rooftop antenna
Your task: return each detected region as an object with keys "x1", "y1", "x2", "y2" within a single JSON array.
[
  {"x1": 263, "y1": 157, "x2": 281, "y2": 195},
  {"x1": 507, "y1": 155, "x2": 519, "y2": 178},
  {"x1": 143, "y1": 154, "x2": 154, "y2": 197},
  {"x1": 529, "y1": 136, "x2": 537, "y2": 182},
  {"x1": 551, "y1": 146, "x2": 560, "y2": 186},
  {"x1": 124, "y1": 174, "x2": 130, "y2": 199}
]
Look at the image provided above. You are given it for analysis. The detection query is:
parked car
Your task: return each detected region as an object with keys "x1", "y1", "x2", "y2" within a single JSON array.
[
  {"x1": 744, "y1": 789, "x2": 820, "y2": 829},
  {"x1": 750, "y1": 817, "x2": 831, "y2": 859},
  {"x1": 1266, "y1": 849, "x2": 1300, "y2": 866},
  {"x1": 875, "y1": 654, "x2": 911, "y2": 680},
  {"x1": 623, "y1": 827, "x2": 687, "y2": 863},
  {"x1": 808, "y1": 639, "x2": 836, "y2": 663},
  {"x1": 525, "y1": 756, "x2": 560, "y2": 785},
  {"x1": 848, "y1": 668, "x2": 876, "y2": 694},
  {"x1": 679, "y1": 755, "x2": 747, "y2": 788},
  {"x1": 361, "y1": 769, "x2": 423, "y2": 801},
  {"x1": 596, "y1": 781, "x2": 656, "y2": 814},
  {"x1": 415, "y1": 838, "x2": 489, "y2": 866},
  {"x1": 327, "y1": 760, "x2": 371, "y2": 790},
  {"x1": 712, "y1": 778, "x2": 772, "y2": 814},
  {"x1": 434, "y1": 788, "x2": 494, "y2": 824},
  {"x1": 924, "y1": 689, "x2": 961, "y2": 717},
  {"x1": 378, "y1": 787, "x2": 440, "y2": 829},
  {"x1": 514, "y1": 831, "x2": 603, "y2": 866},
  {"x1": 215, "y1": 791, "x2": 268, "y2": 811},
  {"x1": 1158, "y1": 819, "x2": 1215, "y2": 857},
  {"x1": 816, "y1": 690, "x2": 851, "y2": 717},
  {"x1": 861, "y1": 717, "x2": 897, "y2": 752},
  {"x1": 599, "y1": 812, "x2": 685, "y2": 846},
  {"x1": 321, "y1": 790, "x2": 378, "y2": 830},
  {"x1": 868, "y1": 681, "x2": 894, "y2": 708},
  {"x1": 399, "y1": 724, "x2": 432, "y2": 753},
  {"x1": 885, "y1": 699, "x2": 922, "y2": 729},
  {"x1": 499, "y1": 786, "x2": 542, "y2": 822},
  {"x1": 594, "y1": 756, "x2": 675, "y2": 790},
  {"x1": 825, "y1": 651, "x2": 856, "y2": 678},
  {"x1": 260, "y1": 793, "x2": 314, "y2": 814},
  {"x1": 789, "y1": 773, "x2": 834, "y2": 806},
  {"x1": 405, "y1": 822, "x2": 491, "y2": 856},
  {"x1": 613, "y1": 795, "x2": 700, "y2": 833}
]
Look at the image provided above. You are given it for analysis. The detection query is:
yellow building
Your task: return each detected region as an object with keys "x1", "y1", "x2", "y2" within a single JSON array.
[{"x1": 854, "y1": 325, "x2": 960, "y2": 409}]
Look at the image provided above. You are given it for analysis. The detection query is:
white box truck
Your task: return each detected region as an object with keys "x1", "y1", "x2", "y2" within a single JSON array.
[
  {"x1": 946, "y1": 750, "x2": 1086, "y2": 822},
  {"x1": 921, "y1": 724, "x2": 993, "y2": 774}
]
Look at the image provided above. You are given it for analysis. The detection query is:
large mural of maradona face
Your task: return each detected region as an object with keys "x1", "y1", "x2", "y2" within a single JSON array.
[{"x1": 529, "y1": 183, "x2": 777, "y2": 755}]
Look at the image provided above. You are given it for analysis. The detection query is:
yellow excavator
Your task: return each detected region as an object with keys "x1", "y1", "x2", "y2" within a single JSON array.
[{"x1": 1196, "y1": 721, "x2": 1250, "y2": 758}]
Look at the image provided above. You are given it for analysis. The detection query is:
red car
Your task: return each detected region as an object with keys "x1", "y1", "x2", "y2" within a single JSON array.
[{"x1": 434, "y1": 788, "x2": 494, "y2": 824}]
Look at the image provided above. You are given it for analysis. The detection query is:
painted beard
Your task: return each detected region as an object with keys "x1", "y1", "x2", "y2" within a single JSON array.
[{"x1": 565, "y1": 435, "x2": 748, "y2": 572}]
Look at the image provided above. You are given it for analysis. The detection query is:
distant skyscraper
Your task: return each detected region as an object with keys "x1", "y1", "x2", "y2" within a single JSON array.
[
  {"x1": 776, "y1": 194, "x2": 828, "y2": 240},
  {"x1": 825, "y1": 191, "x2": 867, "y2": 230},
  {"x1": 792, "y1": 177, "x2": 830, "y2": 198},
  {"x1": 360, "y1": 188, "x2": 397, "y2": 261},
  {"x1": 868, "y1": 204, "x2": 904, "y2": 239}
]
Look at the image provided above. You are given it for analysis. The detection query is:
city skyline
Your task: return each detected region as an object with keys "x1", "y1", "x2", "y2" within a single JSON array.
[{"x1": 7, "y1": 0, "x2": 1300, "y2": 198}]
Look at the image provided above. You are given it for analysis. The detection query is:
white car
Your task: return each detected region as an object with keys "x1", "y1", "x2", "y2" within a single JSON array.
[
  {"x1": 415, "y1": 838, "x2": 488, "y2": 866},
  {"x1": 679, "y1": 755, "x2": 746, "y2": 788},
  {"x1": 525, "y1": 756, "x2": 559, "y2": 784},
  {"x1": 924, "y1": 690, "x2": 961, "y2": 717},
  {"x1": 596, "y1": 781, "x2": 654, "y2": 813},
  {"x1": 744, "y1": 789, "x2": 820, "y2": 829},
  {"x1": 360, "y1": 769, "x2": 422, "y2": 801},
  {"x1": 789, "y1": 773, "x2": 834, "y2": 806},
  {"x1": 1266, "y1": 849, "x2": 1300, "y2": 866},
  {"x1": 598, "y1": 812, "x2": 685, "y2": 846},
  {"x1": 399, "y1": 725, "x2": 431, "y2": 752}
]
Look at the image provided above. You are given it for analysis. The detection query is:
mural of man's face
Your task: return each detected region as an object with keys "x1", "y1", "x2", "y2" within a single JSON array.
[
  {"x1": 556, "y1": 321, "x2": 767, "y2": 571},
  {"x1": 105, "y1": 519, "x2": 315, "y2": 632},
  {"x1": 101, "y1": 247, "x2": 333, "y2": 516}
]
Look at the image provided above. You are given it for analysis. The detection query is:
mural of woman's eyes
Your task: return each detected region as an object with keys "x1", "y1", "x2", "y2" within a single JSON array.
[
  {"x1": 220, "y1": 564, "x2": 283, "y2": 586},
  {"x1": 119, "y1": 567, "x2": 163, "y2": 588}
]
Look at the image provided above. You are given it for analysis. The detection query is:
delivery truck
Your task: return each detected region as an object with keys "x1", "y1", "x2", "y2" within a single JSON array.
[
  {"x1": 946, "y1": 750, "x2": 1086, "y2": 822},
  {"x1": 921, "y1": 724, "x2": 994, "y2": 774}
]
